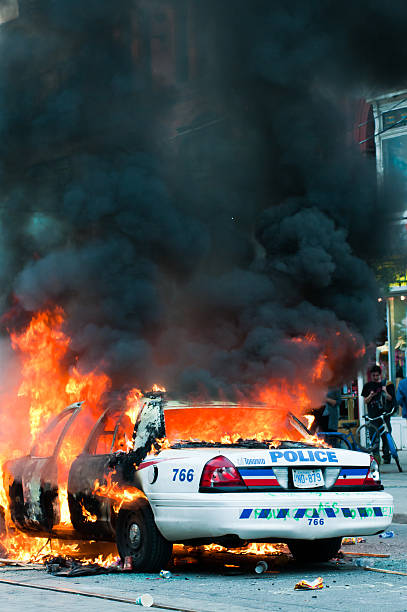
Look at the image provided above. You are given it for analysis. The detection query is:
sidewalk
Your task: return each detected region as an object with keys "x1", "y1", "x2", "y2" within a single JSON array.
[{"x1": 380, "y1": 449, "x2": 407, "y2": 523}]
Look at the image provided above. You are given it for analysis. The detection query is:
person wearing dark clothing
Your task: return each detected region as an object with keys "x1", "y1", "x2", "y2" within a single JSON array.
[
  {"x1": 361, "y1": 365, "x2": 394, "y2": 464},
  {"x1": 322, "y1": 388, "x2": 342, "y2": 431},
  {"x1": 397, "y1": 377, "x2": 407, "y2": 419}
]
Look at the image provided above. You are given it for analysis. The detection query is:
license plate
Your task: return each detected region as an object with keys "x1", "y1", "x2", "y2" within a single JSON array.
[{"x1": 292, "y1": 469, "x2": 324, "y2": 488}]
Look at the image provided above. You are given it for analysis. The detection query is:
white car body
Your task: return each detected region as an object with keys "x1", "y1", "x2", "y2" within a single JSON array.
[{"x1": 135, "y1": 445, "x2": 393, "y2": 543}]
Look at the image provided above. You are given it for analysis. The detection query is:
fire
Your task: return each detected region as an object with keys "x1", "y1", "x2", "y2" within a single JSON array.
[
  {"x1": 80, "y1": 503, "x2": 97, "y2": 523},
  {"x1": 204, "y1": 542, "x2": 283, "y2": 556},
  {"x1": 164, "y1": 381, "x2": 319, "y2": 445},
  {"x1": 125, "y1": 387, "x2": 144, "y2": 426},
  {"x1": 312, "y1": 354, "x2": 328, "y2": 382},
  {"x1": 152, "y1": 384, "x2": 166, "y2": 392},
  {"x1": 304, "y1": 414, "x2": 315, "y2": 430},
  {"x1": 0, "y1": 305, "x2": 346, "y2": 567},
  {"x1": 0, "y1": 307, "x2": 112, "y2": 562},
  {"x1": 11, "y1": 308, "x2": 70, "y2": 441},
  {"x1": 93, "y1": 473, "x2": 146, "y2": 514},
  {"x1": 58, "y1": 486, "x2": 71, "y2": 525}
]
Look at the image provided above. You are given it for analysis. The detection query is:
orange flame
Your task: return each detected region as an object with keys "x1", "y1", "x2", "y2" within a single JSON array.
[
  {"x1": 0, "y1": 307, "x2": 112, "y2": 562},
  {"x1": 93, "y1": 472, "x2": 146, "y2": 514}
]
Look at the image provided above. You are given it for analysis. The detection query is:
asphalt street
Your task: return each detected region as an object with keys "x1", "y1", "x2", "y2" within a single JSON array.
[
  {"x1": 379, "y1": 449, "x2": 407, "y2": 523},
  {"x1": 1, "y1": 523, "x2": 407, "y2": 612},
  {"x1": 1, "y1": 458, "x2": 405, "y2": 612}
]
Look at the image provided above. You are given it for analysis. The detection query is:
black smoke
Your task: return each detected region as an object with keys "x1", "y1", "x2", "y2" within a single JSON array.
[{"x1": 0, "y1": 0, "x2": 405, "y2": 397}]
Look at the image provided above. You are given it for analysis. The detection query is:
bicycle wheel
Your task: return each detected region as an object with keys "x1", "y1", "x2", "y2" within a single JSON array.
[
  {"x1": 386, "y1": 434, "x2": 403, "y2": 472},
  {"x1": 355, "y1": 423, "x2": 380, "y2": 453},
  {"x1": 322, "y1": 433, "x2": 351, "y2": 450}
]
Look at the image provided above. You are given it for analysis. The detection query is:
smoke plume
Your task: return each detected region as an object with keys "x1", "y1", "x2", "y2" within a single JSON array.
[{"x1": 0, "y1": 0, "x2": 405, "y2": 399}]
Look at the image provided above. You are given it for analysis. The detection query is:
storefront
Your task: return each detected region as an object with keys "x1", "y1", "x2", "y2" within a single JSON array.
[{"x1": 369, "y1": 90, "x2": 407, "y2": 449}]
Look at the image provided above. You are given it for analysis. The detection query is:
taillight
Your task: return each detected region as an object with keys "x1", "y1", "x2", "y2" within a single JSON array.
[
  {"x1": 364, "y1": 457, "x2": 380, "y2": 486},
  {"x1": 200, "y1": 456, "x2": 245, "y2": 489}
]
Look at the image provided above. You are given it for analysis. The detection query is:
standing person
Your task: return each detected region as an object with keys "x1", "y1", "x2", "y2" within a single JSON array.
[
  {"x1": 361, "y1": 365, "x2": 393, "y2": 464},
  {"x1": 321, "y1": 388, "x2": 342, "y2": 432},
  {"x1": 396, "y1": 376, "x2": 407, "y2": 420}
]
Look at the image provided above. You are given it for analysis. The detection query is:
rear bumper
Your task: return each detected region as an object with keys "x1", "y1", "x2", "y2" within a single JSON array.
[{"x1": 149, "y1": 491, "x2": 393, "y2": 541}]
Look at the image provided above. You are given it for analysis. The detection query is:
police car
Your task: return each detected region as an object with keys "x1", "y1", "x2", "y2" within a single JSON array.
[{"x1": 3, "y1": 395, "x2": 393, "y2": 572}]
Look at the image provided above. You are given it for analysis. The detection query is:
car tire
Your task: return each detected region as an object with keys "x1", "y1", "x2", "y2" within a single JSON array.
[
  {"x1": 116, "y1": 499, "x2": 173, "y2": 572},
  {"x1": 287, "y1": 537, "x2": 342, "y2": 562}
]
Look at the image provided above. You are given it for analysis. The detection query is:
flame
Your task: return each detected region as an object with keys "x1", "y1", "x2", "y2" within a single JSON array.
[
  {"x1": 58, "y1": 486, "x2": 71, "y2": 526},
  {"x1": 93, "y1": 473, "x2": 146, "y2": 514},
  {"x1": 80, "y1": 503, "x2": 97, "y2": 523},
  {"x1": 164, "y1": 381, "x2": 318, "y2": 445},
  {"x1": 204, "y1": 542, "x2": 284, "y2": 556},
  {"x1": 312, "y1": 354, "x2": 328, "y2": 382},
  {"x1": 0, "y1": 307, "x2": 112, "y2": 562},
  {"x1": 304, "y1": 414, "x2": 315, "y2": 430},
  {"x1": 152, "y1": 384, "x2": 166, "y2": 392},
  {"x1": 0, "y1": 307, "x2": 355, "y2": 566},
  {"x1": 125, "y1": 387, "x2": 144, "y2": 426}
]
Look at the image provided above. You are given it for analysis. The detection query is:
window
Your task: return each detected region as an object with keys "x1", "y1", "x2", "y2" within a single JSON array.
[
  {"x1": 31, "y1": 410, "x2": 73, "y2": 458},
  {"x1": 0, "y1": 0, "x2": 18, "y2": 25}
]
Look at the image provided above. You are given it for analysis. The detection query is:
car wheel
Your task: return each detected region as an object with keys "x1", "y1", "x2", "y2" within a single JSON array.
[
  {"x1": 116, "y1": 498, "x2": 173, "y2": 572},
  {"x1": 287, "y1": 537, "x2": 342, "y2": 562}
]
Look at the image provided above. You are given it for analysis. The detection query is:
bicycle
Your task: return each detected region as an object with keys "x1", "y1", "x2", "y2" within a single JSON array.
[
  {"x1": 318, "y1": 409, "x2": 402, "y2": 472},
  {"x1": 357, "y1": 410, "x2": 402, "y2": 472},
  {"x1": 317, "y1": 422, "x2": 362, "y2": 452}
]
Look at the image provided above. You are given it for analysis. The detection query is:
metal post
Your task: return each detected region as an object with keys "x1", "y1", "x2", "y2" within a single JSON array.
[
  {"x1": 357, "y1": 371, "x2": 366, "y2": 446},
  {"x1": 386, "y1": 297, "x2": 395, "y2": 383}
]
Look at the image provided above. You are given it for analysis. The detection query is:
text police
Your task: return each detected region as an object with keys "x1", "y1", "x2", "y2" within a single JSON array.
[{"x1": 269, "y1": 449, "x2": 338, "y2": 463}]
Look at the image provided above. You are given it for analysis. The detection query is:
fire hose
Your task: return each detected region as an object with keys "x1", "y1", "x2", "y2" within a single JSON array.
[{"x1": 0, "y1": 575, "x2": 198, "y2": 611}]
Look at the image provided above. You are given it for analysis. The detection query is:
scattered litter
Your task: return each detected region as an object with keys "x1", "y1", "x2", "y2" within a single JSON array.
[
  {"x1": 44, "y1": 556, "x2": 120, "y2": 577},
  {"x1": 123, "y1": 556, "x2": 133, "y2": 571},
  {"x1": 254, "y1": 561, "x2": 268, "y2": 574},
  {"x1": 134, "y1": 594, "x2": 154, "y2": 607},
  {"x1": 159, "y1": 570, "x2": 172, "y2": 579},
  {"x1": 342, "y1": 537, "x2": 366, "y2": 545},
  {"x1": 379, "y1": 531, "x2": 394, "y2": 539},
  {"x1": 294, "y1": 577, "x2": 323, "y2": 590}
]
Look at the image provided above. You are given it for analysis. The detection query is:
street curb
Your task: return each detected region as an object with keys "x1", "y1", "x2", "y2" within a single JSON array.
[{"x1": 393, "y1": 514, "x2": 407, "y2": 524}]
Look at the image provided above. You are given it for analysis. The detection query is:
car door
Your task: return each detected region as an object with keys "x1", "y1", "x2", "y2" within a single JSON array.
[
  {"x1": 68, "y1": 405, "x2": 134, "y2": 540},
  {"x1": 4, "y1": 402, "x2": 83, "y2": 535}
]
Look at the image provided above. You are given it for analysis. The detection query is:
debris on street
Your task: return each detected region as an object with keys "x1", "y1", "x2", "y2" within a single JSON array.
[
  {"x1": 159, "y1": 570, "x2": 172, "y2": 579},
  {"x1": 134, "y1": 593, "x2": 154, "y2": 607},
  {"x1": 44, "y1": 556, "x2": 121, "y2": 577},
  {"x1": 123, "y1": 556, "x2": 133, "y2": 571},
  {"x1": 294, "y1": 576, "x2": 323, "y2": 590},
  {"x1": 342, "y1": 537, "x2": 366, "y2": 545},
  {"x1": 379, "y1": 531, "x2": 395, "y2": 539}
]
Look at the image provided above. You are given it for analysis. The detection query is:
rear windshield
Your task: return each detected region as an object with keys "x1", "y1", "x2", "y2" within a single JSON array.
[{"x1": 163, "y1": 403, "x2": 301, "y2": 445}]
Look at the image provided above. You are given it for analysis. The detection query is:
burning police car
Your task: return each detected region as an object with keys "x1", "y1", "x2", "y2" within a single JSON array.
[{"x1": 2, "y1": 394, "x2": 393, "y2": 571}]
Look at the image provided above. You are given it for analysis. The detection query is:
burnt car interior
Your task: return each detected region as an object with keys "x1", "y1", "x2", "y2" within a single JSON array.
[{"x1": 4, "y1": 395, "x2": 164, "y2": 541}]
